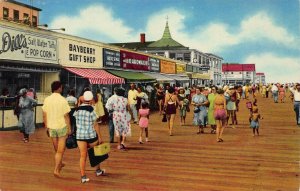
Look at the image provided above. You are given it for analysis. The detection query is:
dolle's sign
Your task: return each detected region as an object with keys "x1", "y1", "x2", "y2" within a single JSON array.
[{"x1": 0, "y1": 26, "x2": 57, "y2": 64}]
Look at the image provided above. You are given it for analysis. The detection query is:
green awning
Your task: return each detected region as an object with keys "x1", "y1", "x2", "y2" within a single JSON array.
[{"x1": 106, "y1": 70, "x2": 156, "y2": 83}]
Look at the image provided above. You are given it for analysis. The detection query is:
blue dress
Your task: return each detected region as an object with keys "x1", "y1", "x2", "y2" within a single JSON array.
[{"x1": 192, "y1": 94, "x2": 208, "y2": 126}]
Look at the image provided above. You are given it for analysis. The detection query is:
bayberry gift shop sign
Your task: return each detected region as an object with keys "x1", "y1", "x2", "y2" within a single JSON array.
[{"x1": 0, "y1": 25, "x2": 58, "y2": 64}]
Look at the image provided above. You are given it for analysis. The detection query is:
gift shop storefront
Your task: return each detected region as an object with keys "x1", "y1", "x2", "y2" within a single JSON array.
[{"x1": 58, "y1": 39, "x2": 124, "y2": 97}]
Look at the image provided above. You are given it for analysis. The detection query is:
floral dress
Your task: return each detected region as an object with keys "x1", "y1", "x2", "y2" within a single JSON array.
[{"x1": 106, "y1": 95, "x2": 131, "y2": 137}]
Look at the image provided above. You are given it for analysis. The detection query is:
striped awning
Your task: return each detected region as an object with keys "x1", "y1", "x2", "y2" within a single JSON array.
[{"x1": 65, "y1": 67, "x2": 124, "y2": 84}]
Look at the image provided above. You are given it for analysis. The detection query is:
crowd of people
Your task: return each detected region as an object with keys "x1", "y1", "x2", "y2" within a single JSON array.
[{"x1": 4, "y1": 81, "x2": 300, "y2": 183}]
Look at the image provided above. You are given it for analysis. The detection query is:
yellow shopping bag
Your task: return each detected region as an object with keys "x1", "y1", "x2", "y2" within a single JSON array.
[{"x1": 94, "y1": 143, "x2": 110, "y2": 156}]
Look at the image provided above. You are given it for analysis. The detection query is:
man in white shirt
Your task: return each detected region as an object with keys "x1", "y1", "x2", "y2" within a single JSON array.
[
  {"x1": 290, "y1": 84, "x2": 300, "y2": 126},
  {"x1": 128, "y1": 84, "x2": 138, "y2": 123},
  {"x1": 271, "y1": 83, "x2": 279, "y2": 103}
]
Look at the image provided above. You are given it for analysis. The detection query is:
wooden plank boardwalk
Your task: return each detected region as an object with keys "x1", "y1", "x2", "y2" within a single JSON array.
[{"x1": 0, "y1": 94, "x2": 299, "y2": 191}]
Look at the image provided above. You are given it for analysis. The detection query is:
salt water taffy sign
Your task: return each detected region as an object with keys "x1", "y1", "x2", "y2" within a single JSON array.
[{"x1": 0, "y1": 25, "x2": 58, "y2": 64}]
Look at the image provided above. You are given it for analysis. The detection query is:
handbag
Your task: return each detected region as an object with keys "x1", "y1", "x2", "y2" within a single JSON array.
[
  {"x1": 94, "y1": 143, "x2": 111, "y2": 156},
  {"x1": 66, "y1": 134, "x2": 77, "y2": 149},
  {"x1": 88, "y1": 147, "x2": 109, "y2": 167},
  {"x1": 162, "y1": 113, "x2": 167, "y2": 122},
  {"x1": 194, "y1": 107, "x2": 200, "y2": 113}
]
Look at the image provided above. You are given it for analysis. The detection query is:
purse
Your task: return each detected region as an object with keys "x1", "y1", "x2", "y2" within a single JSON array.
[
  {"x1": 162, "y1": 113, "x2": 167, "y2": 122},
  {"x1": 88, "y1": 147, "x2": 109, "y2": 167},
  {"x1": 194, "y1": 107, "x2": 200, "y2": 113},
  {"x1": 94, "y1": 143, "x2": 110, "y2": 156},
  {"x1": 66, "y1": 134, "x2": 78, "y2": 149}
]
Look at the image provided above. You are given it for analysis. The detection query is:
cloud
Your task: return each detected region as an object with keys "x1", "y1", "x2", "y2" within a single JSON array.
[
  {"x1": 49, "y1": 4, "x2": 137, "y2": 42},
  {"x1": 243, "y1": 53, "x2": 300, "y2": 83},
  {"x1": 144, "y1": 10, "x2": 298, "y2": 53}
]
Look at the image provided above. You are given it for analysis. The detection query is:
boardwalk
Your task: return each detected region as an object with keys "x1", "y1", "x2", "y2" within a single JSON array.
[{"x1": 0, "y1": 94, "x2": 299, "y2": 191}]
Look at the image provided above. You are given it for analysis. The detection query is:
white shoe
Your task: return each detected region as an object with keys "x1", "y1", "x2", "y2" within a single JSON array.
[
  {"x1": 146, "y1": 138, "x2": 149, "y2": 142},
  {"x1": 81, "y1": 175, "x2": 90, "y2": 183},
  {"x1": 96, "y1": 169, "x2": 105, "y2": 176}
]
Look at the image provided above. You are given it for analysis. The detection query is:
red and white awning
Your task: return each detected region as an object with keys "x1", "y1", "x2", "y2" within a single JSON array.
[{"x1": 65, "y1": 67, "x2": 124, "y2": 84}]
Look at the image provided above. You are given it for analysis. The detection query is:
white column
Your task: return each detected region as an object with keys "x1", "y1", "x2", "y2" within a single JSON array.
[{"x1": 164, "y1": 51, "x2": 169, "y2": 58}]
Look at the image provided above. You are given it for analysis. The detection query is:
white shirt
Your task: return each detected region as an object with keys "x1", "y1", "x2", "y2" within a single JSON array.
[
  {"x1": 290, "y1": 88, "x2": 300, "y2": 101},
  {"x1": 271, "y1": 85, "x2": 278, "y2": 92},
  {"x1": 146, "y1": 85, "x2": 154, "y2": 93}
]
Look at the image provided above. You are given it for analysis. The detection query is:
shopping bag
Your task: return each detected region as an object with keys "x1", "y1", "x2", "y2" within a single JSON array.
[
  {"x1": 94, "y1": 143, "x2": 110, "y2": 156},
  {"x1": 88, "y1": 147, "x2": 109, "y2": 167}
]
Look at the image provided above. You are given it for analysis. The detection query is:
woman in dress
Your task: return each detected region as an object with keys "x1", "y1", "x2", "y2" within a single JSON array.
[
  {"x1": 207, "y1": 87, "x2": 217, "y2": 133},
  {"x1": 163, "y1": 87, "x2": 179, "y2": 136},
  {"x1": 18, "y1": 88, "x2": 37, "y2": 143},
  {"x1": 106, "y1": 88, "x2": 131, "y2": 150},
  {"x1": 192, "y1": 87, "x2": 209, "y2": 134},
  {"x1": 214, "y1": 89, "x2": 227, "y2": 142}
]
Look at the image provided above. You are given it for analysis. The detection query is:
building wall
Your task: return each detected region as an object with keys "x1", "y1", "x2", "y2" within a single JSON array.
[{"x1": 0, "y1": 0, "x2": 39, "y2": 25}]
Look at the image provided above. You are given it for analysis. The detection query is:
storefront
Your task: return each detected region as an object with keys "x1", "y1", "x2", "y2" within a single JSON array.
[
  {"x1": 58, "y1": 39, "x2": 124, "y2": 97},
  {"x1": 189, "y1": 73, "x2": 210, "y2": 86},
  {"x1": 104, "y1": 49, "x2": 156, "y2": 87},
  {"x1": 0, "y1": 22, "x2": 60, "y2": 129}
]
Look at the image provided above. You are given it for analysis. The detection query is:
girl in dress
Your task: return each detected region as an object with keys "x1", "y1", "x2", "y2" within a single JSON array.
[{"x1": 138, "y1": 102, "x2": 150, "y2": 144}]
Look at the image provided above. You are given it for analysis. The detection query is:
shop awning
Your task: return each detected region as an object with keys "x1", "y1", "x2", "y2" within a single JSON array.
[
  {"x1": 106, "y1": 70, "x2": 156, "y2": 83},
  {"x1": 189, "y1": 73, "x2": 210, "y2": 80},
  {"x1": 145, "y1": 72, "x2": 175, "y2": 83},
  {"x1": 161, "y1": 74, "x2": 190, "y2": 82},
  {"x1": 65, "y1": 67, "x2": 124, "y2": 84}
]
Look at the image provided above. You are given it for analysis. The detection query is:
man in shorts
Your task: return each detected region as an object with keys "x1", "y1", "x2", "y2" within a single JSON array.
[{"x1": 42, "y1": 81, "x2": 71, "y2": 177}]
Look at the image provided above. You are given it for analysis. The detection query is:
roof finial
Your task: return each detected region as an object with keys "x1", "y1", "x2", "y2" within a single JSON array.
[{"x1": 166, "y1": 15, "x2": 169, "y2": 22}]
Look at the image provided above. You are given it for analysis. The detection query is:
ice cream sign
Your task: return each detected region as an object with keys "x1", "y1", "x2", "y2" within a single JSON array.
[{"x1": 0, "y1": 25, "x2": 57, "y2": 64}]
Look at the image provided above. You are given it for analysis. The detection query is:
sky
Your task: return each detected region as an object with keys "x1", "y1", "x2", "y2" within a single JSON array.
[{"x1": 19, "y1": 0, "x2": 300, "y2": 83}]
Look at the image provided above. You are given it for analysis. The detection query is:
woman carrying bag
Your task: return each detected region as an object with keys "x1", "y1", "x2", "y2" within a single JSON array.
[{"x1": 73, "y1": 91, "x2": 106, "y2": 183}]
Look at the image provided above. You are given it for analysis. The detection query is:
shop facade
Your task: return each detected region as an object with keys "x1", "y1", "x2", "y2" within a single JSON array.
[{"x1": 0, "y1": 21, "x2": 60, "y2": 129}]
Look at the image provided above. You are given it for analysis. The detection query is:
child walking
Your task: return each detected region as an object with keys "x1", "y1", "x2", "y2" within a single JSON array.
[
  {"x1": 138, "y1": 102, "x2": 150, "y2": 144},
  {"x1": 250, "y1": 107, "x2": 262, "y2": 136}
]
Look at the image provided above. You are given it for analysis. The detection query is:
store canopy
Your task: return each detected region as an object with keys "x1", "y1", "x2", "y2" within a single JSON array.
[
  {"x1": 145, "y1": 72, "x2": 175, "y2": 83},
  {"x1": 161, "y1": 74, "x2": 190, "y2": 82},
  {"x1": 106, "y1": 70, "x2": 156, "y2": 83},
  {"x1": 65, "y1": 67, "x2": 124, "y2": 84}
]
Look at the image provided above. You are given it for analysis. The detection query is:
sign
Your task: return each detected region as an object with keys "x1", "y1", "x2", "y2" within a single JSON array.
[
  {"x1": 199, "y1": 65, "x2": 210, "y2": 71},
  {"x1": 17, "y1": 73, "x2": 30, "y2": 78},
  {"x1": 0, "y1": 25, "x2": 57, "y2": 64},
  {"x1": 149, "y1": 57, "x2": 160, "y2": 72},
  {"x1": 58, "y1": 38, "x2": 102, "y2": 68},
  {"x1": 222, "y1": 72, "x2": 243, "y2": 79},
  {"x1": 120, "y1": 50, "x2": 149, "y2": 71},
  {"x1": 186, "y1": 65, "x2": 193, "y2": 72},
  {"x1": 176, "y1": 63, "x2": 186, "y2": 74},
  {"x1": 103, "y1": 48, "x2": 120, "y2": 68},
  {"x1": 191, "y1": 73, "x2": 210, "y2": 80},
  {"x1": 160, "y1": 60, "x2": 176, "y2": 74}
]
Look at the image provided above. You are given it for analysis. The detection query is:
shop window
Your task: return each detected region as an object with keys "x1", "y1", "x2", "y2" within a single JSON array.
[
  {"x1": 32, "y1": 16, "x2": 37, "y2": 27},
  {"x1": 184, "y1": 53, "x2": 191, "y2": 62},
  {"x1": 169, "y1": 53, "x2": 176, "y2": 59},
  {"x1": 13, "y1": 10, "x2": 19, "y2": 21},
  {"x1": 3, "y1": 7, "x2": 9, "y2": 19},
  {"x1": 23, "y1": 13, "x2": 30, "y2": 24}
]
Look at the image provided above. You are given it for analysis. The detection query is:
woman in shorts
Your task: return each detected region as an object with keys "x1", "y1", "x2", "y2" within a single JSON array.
[
  {"x1": 214, "y1": 89, "x2": 227, "y2": 142},
  {"x1": 73, "y1": 91, "x2": 105, "y2": 183}
]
